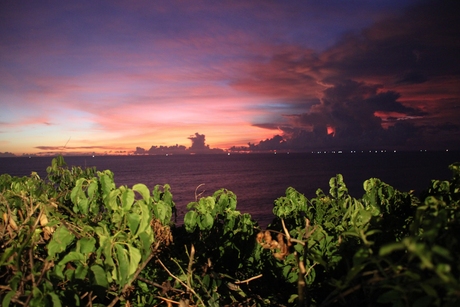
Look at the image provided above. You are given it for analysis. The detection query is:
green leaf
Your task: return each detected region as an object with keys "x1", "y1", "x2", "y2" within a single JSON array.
[
  {"x1": 133, "y1": 184, "x2": 150, "y2": 203},
  {"x1": 91, "y1": 264, "x2": 109, "y2": 288},
  {"x1": 87, "y1": 181, "x2": 98, "y2": 199},
  {"x1": 184, "y1": 211, "x2": 198, "y2": 232},
  {"x1": 122, "y1": 189, "x2": 135, "y2": 212},
  {"x1": 115, "y1": 244, "x2": 129, "y2": 287},
  {"x1": 137, "y1": 200, "x2": 151, "y2": 235},
  {"x1": 353, "y1": 247, "x2": 370, "y2": 266},
  {"x1": 111, "y1": 212, "x2": 122, "y2": 224},
  {"x1": 47, "y1": 225, "x2": 76, "y2": 259},
  {"x1": 48, "y1": 292, "x2": 62, "y2": 307},
  {"x1": 75, "y1": 263, "x2": 89, "y2": 280},
  {"x1": 57, "y1": 251, "x2": 85, "y2": 267},
  {"x1": 432, "y1": 245, "x2": 453, "y2": 260},
  {"x1": 138, "y1": 231, "x2": 154, "y2": 260},
  {"x1": 108, "y1": 190, "x2": 121, "y2": 211},
  {"x1": 100, "y1": 174, "x2": 115, "y2": 199},
  {"x1": 77, "y1": 237, "x2": 96, "y2": 255},
  {"x1": 198, "y1": 213, "x2": 213, "y2": 230},
  {"x1": 127, "y1": 213, "x2": 141, "y2": 235},
  {"x1": 379, "y1": 242, "x2": 405, "y2": 256},
  {"x1": 187, "y1": 201, "x2": 198, "y2": 210},
  {"x1": 78, "y1": 198, "x2": 89, "y2": 213},
  {"x1": 2, "y1": 290, "x2": 15, "y2": 307},
  {"x1": 127, "y1": 244, "x2": 142, "y2": 277},
  {"x1": 155, "y1": 201, "x2": 167, "y2": 222}
]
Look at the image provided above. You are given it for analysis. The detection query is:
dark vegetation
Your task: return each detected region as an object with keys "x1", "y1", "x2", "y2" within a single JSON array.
[{"x1": 1, "y1": 156, "x2": 459, "y2": 306}]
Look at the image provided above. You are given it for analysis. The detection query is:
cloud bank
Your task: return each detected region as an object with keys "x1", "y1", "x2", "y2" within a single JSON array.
[{"x1": 232, "y1": 0, "x2": 460, "y2": 151}]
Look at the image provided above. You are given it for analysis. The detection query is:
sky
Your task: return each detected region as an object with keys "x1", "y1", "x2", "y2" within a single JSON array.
[{"x1": 1, "y1": 0, "x2": 459, "y2": 155}]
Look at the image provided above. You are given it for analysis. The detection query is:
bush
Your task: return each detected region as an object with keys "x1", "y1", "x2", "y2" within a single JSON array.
[{"x1": 1, "y1": 156, "x2": 459, "y2": 306}]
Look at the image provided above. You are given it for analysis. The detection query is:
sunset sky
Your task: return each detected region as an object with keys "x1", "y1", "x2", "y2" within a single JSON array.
[{"x1": 1, "y1": 0, "x2": 459, "y2": 155}]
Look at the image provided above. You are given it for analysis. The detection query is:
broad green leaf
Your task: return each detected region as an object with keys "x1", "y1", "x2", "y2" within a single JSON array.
[
  {"x1": 229, "y1": 196, "x2": 237, "y2": 211},
  {"x1": 115, "y1": 244, "x2": 129, "y2": 287},
  {"x1": 138, "y1": 200, "x2": 151, "y2": 235},
  {"x1": 184, "y1": 211, "x2": 198, "y2": 232},
  {"x1": 2, "y1": 290, "x2": 15, "y2": 307},
  {"x1": 91, "y1": 264, "x2": 109, "y2": 287},
  {"x1": 111, "y1": 212, "x2": 122, "y2": 224},
  {"x1": 70, "y1": 178, "x2": 85, "y2": 204},
  {"x1": 47, "y1": 225, "x2": 76, "y2": 258},
  {"x1": 128, "y1": 244, "x2": 142, "y2": 277},
  {"x1": 155, "y1": 201, "x2": 167, "y2": 222},
  {"x1": 77, "y1": 237, "x2": 96, "y2": 255},
  {"x1": 133, "y1": 184, "x2": 150, "y2": 203},
  {"x1": 48, "y1": 293, "x2": 62, "y2": 307},
  {"x1": 122, "y1": 189, "x2": 135, "y2": 212},
  {"x1": 58, "y1": 251, "x2": 86, "y2": 265},
  {"x1": 100, "y1": 174, "x2": 115, "y2": 199},
  {"x1": 74, "y1": 263, "x2": 89, "y2": 280},
  {"x1": 199, "y1": 213, "x2": 213, "y2": 230},
  {"x1": 138, "y1": 231, "x2": 154, "y2": 259},
  {"x1": 87, "y1": 180, "x2": 98, "y2": 199},
  {"x1": 187, "y1": 201, "x2": 198, "y2": 210},
  {"x1": 108, "y1": 190, "x2": 121, "y2": 211},
  {"x1": 218, "y1": 193, "x2": 228, "y2": 210},
  {"x1": 78, "y1": 198, "x2": 89, "y2": 213},
  {"x1": 127, "y1": 213, "x2": 141, "y2": 235}
]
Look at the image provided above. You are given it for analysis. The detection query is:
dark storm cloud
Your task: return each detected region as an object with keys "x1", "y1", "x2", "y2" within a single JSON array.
[
  {"x1": 252, "y1": 123, "x2": 282, "y2": 130},
  {"x1": 188, "y1": 132, "x2": 208, "y2": 150},
  {"x1": 320, "y1": 0, "x2": 460, "y2": 82},
  {"x1": 233, "y1": 0, "x2": 460, "y2": 151},
  {"x1": 394, "y1": 71, "x2": 428, "y2": 85}
]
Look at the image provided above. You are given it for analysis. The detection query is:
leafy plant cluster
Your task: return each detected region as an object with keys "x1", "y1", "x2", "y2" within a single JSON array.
[{"x1": 0, "y1": 156, "x2": 459, "y2": 306}]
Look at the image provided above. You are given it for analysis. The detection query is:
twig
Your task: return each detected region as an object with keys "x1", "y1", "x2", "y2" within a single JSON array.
[
  {"x1": 305, "y1": 262, "x2": 317, "y2": 277},
  {"x1": 86, "y1": 291, "x2": 95, "y2": 307},
  {"x1": 263, "y1": 228, "x2": 305, "y2": 246},
  {"x1": 29, "y1": 248, "x2": 35, "y2": 287},
  {"x1": 281, "y1": 219, "x2": 291, "y2": 241},
  {"x1": 235, "y1": 274, "x2": 263, "y2": 284},
  {"x1": 186, "y1": 244, "x2": 195, "y2": 293},
  {"x1": 295, "y1": 252, "x2": 307, "y2": 307},
  {"x1": 195, "y1": 184, "x2": 206, "y2": 202},
  {"x1": 155, "y1": 296, "x2": 181, "y2": 305},
  {"x1": 10, "y1": 297, "x2": 25, "y2": 306},
  {"x1": 157, "y1": 258, "x2": 205, "y2": 307},
  {"x1": 36, "y1": 259, "x2": 51, "y2": 286},
  {"x1": 60, "y1": 220, "x2": 82, "y2": 240}
]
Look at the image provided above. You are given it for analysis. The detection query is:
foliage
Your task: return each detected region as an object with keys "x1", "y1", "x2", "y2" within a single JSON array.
[
  {"x1": 0, "y1": 156, "x2": 174, "y2": 306},
  {"x1": 1, "y1": 156, "x2": 459, "y2": 306}
]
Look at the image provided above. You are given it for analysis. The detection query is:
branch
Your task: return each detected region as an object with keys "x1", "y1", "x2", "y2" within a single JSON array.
[
  {"x1": 281, "y1": 219, "x2": 291, "y2": 241},
  {"x1": 235, "y1": 274, "x2": 263, "y2": 284},
  {"x1": 186, "y1": 244, "x2": 195, "y2": 293},
  {"x1": 195, "y1": 184, "x2": 206, "y2": 202},
  {"x1": 158, "y1": 258, "x2": 205, "y2": 307},
  {"x1": 155, "y1": 296, "x2": 181, "y2": 305},
  {"x1": 305, "y1": 262, "x2": 317, "y2": 277}
]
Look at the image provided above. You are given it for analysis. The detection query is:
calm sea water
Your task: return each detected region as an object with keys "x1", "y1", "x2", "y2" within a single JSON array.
[{"x1": 1, "y1": 151, "x2": 459, "y2": 227}]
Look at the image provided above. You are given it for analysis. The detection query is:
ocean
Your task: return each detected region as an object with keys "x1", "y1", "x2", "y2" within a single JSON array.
[{"x1": 1, "y1": 151, "x2": 459, "y2": 227}]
